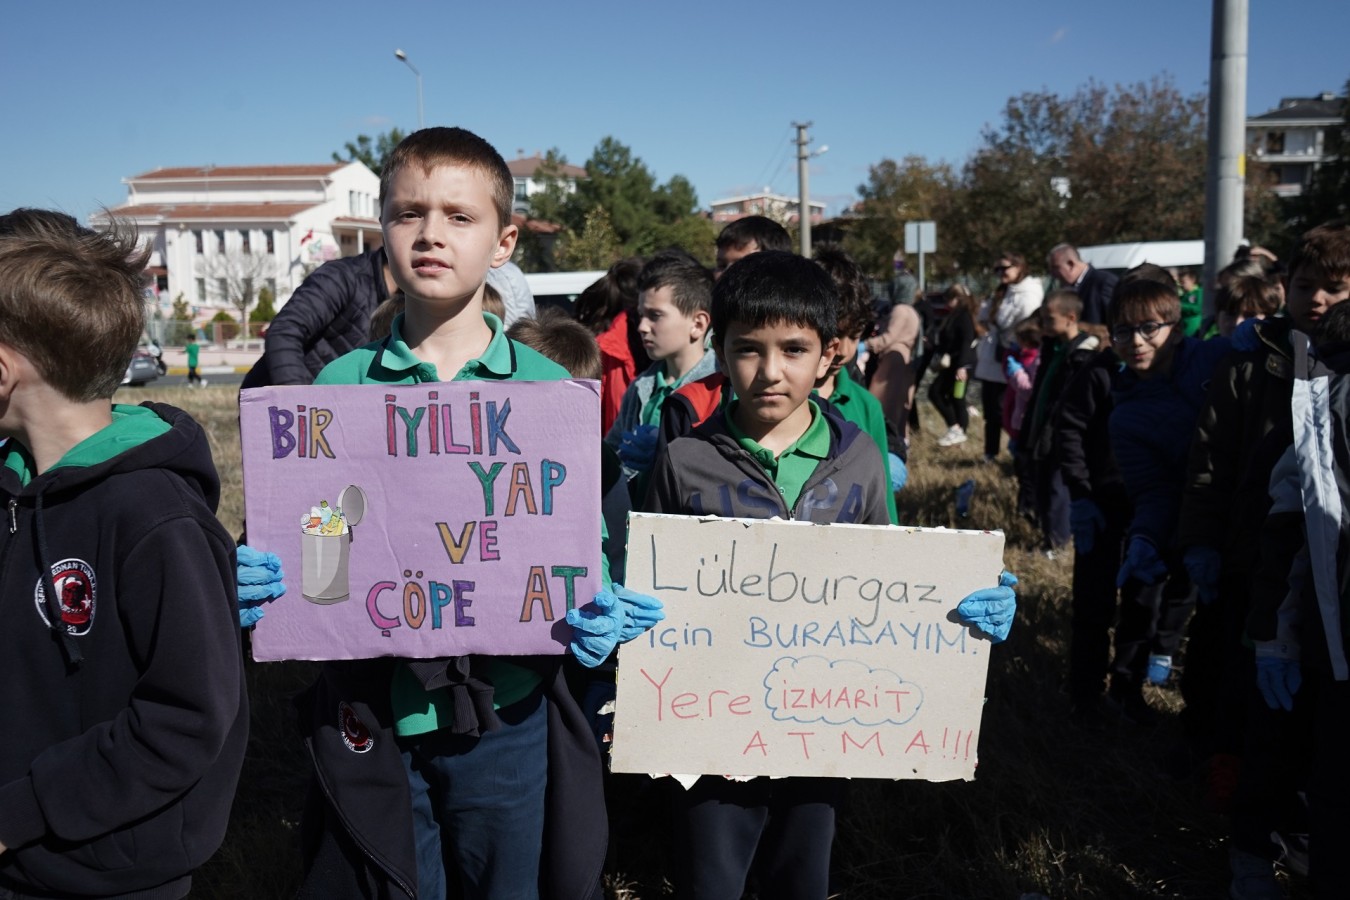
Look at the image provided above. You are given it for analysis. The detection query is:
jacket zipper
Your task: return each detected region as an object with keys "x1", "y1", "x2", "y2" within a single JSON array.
[{"x1": 8, "y1": 498, "x2": 16, "y2": 534}]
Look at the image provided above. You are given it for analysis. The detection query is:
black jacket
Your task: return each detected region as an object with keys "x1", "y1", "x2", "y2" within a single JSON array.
[
  {"x1": 1075, "y1": 266, "x2": 1118, "y2": 325},
  {"x1": 0, "y1": 404, "x2": 247, "y2": 900},
  {"x1": 295, "y1": 656, "x2": 608, "y2": 900},
  {"x1": 1024, "y1": 331, "x2": 1102, "y2": 462},
  {"x1": 1052, "y1": 349, "x2": 1126, "y2": 507},
  {"x1": 243, "y1": 247, "x2": 391, "y2": 387}
]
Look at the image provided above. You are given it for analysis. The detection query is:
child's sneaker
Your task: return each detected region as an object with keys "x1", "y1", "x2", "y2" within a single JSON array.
[
  {"x1": 937, "y1": 425, "x2": 967, "y2": 447},
  {"x1": 1146, "y1": 654, "x2": 1172, "y2": 685},
  {"x1": 1228, "y1": 846, "x2": 1284, "y2": 900}
]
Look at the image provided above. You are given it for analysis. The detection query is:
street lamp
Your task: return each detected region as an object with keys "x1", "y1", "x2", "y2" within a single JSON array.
[{"x1": 393, "y1": 49, "x2": 424, "y2": 130}]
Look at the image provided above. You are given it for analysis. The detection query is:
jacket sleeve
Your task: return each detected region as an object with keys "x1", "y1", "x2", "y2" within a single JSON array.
[
  {"x1": 1247, "y1": 445, "x2": 1308, "y2": 642},
  {"x1": 866, "y1": 305, "x2": 919, "y2": 361},
  {"x1": 0, "y1": 519, "x2": 244, "y2": 849},
  {"x1": 262, "y1": 258, "x2": 362, "y2": 385},
  {"x1": 953, "y1": 312, "x2": 977, "y2": 370},
  {"x1": 1177, "y1": 352, "x2": 1247, "y2": 550},
  {"x1": 642, "y1": 448, "x2": 682, "y2": 515},
  {"x1": 1054, "y1": 363, "x2": 1108, "y2": 500}
]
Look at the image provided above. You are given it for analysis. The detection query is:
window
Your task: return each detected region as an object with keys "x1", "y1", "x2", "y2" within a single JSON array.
[
  {"x1": 193, "y1": 230, "x2": 203, "y2": 254},
  {"x1": 265, "y1": 230, "x2": 274, "y2": 254},
  {"x1": 196, "y1": 277, "x2": 206, "y2": 302},
  {"x1": 1265, "y1": 131, "x2": 1286, "y2": 154},
  {"x1": 217, "y1": 278, "x2": 227, "y2": 302},
  {"x1": 514, "y1": 179, "x2": 528, "y2": 201},
  {"x1": 349, "y1": 191, "x2": 358, "y2": 215},
  {"x1": 240, "y1": 229, "x2": 251, "y2": 253},
  {"x1": 214, "y1": 230, "x2": 225, "y2": 253}
]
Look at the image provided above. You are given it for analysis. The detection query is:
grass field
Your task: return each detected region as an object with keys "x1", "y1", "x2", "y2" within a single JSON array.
[{"x1": 115, "y1": 383, "x2": 1310, "y2": 899}]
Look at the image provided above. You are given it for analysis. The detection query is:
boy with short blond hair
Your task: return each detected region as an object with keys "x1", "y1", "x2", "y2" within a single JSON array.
[
  {"x1": 0, "y1": 209, "x2": 247, "y2": 898},
  {"x1": 285, "y1": 127, "x2": 660, "y2": 899},
  {"x1": 645, "y1": 249, "x2": 1016, "y2": 899}
]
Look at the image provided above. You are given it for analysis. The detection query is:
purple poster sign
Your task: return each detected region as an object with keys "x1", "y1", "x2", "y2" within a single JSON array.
[{"x1": 239, "y1": 381, "x2": 602, "y2": 661}]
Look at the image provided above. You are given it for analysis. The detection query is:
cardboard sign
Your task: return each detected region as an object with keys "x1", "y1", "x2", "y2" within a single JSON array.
[
  {"x1": 611, "y1": 514, "x2": 1005, "y2": 782},
  {"x1": 239, "y1": 382, "x2": 602, "y2": 661}
]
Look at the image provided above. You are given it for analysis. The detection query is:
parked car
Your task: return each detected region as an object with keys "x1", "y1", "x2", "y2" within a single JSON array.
[
  {"x1": 522, "y1": 270, "x2": 607, "y2": 314},
  {"x1": 121, "y1": 349, "x2": 160, "y2": 387}
]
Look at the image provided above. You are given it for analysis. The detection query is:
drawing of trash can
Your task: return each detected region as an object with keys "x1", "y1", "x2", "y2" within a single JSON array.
[{"x1": 301, "y1": 483, "x2": 368, "y2": 604}]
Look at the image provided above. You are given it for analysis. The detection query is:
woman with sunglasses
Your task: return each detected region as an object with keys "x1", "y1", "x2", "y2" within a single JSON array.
[{"x1": 973, "y1": 252, "x2": 1044, "y2": 461}]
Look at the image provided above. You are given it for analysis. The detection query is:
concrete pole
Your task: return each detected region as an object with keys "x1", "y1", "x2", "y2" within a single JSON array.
[
  {"x1": 1202, "y1": 0, "x2": 1248, "y2": 311},
  {"x1": 794, "y1": 122, "x2": 812, "y2": 256}
]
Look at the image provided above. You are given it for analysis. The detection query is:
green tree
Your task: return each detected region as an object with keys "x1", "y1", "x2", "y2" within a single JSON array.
[
  {"x1": 946, "y1": 76, "x2": 1211, "y2": 272},
  {"x1": 333, "y1": 129, "x2": 408, "y2": 175},
  {"x1": 554, "y1": 206, "x2": 623, "y2": 271},
  {"x1": 250, "y1": 285, "x2": 277, "y2": 323},
  {"x1": 171, "y1": 292, "x2": 191, "y2": 321},
  {"x1": 844, "y1": 156, "x2": 959, "y2": 278}
]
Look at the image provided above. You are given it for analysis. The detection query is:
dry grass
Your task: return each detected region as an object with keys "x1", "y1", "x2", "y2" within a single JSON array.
[{"x1": 114, "y1": 384, "x2": 1309, "y2": 899}]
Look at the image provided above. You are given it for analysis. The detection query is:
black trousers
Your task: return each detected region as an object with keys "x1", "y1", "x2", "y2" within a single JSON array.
[{"x1": 978, "y1": 379, "x2": 1005, "y2": 457}]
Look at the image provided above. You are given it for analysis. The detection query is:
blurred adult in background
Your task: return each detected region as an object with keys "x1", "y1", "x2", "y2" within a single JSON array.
[
  {"x1": 930, "y1": 284, "x2": 979, "y2": 448},
  {"x1": 1048, "y1": 243, "x2": 1118, "y2": 325},
  {"x1": 974, "y1": 252, "x2": 1044, "y2": 461}
]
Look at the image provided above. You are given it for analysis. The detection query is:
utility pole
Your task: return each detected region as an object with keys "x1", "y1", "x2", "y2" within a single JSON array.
[
  {"x1": 1202, "y1": 0, "x2": 1248, "y2": 310},
  {"x1": 794, "y1": 122, "x2": 813, "y2": 257}
]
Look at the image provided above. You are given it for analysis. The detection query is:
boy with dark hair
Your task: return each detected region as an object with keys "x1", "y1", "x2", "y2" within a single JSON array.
[
  {"x1": 646, "y1": 249, "x2": 1016, "y2": 899},
  {"x1": 604, "y1": 250, "x2": 716, "y2": 485},
  {"x1": 261, "y1": 126, "x2": 662, "y2": 899},
  {"x1": 0, "y1": 209, "x2": 247, "y2": 898},
  {"x1": 1106, "y1": 277, "x2": 1231, "y2": 722},
  {"x1": 1021, "y1": 290, "x2": 1103, "y2": 553},
  {"x1": 1178, "y1": 220, "x2": 1350, "y2": 891},
  {"x1": 714, "y1": 214, "x2": 792, "y2": 278},
  {"x1": 812, "y1": 243, "x2": 902, "y2": 520}
]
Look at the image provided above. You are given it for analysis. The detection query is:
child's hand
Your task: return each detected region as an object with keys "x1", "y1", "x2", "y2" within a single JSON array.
[
  {"x1": 1254, "y1": 641, "x2": 1301, "y2": 711},
  {"x1": 888, "y1": 452, "x2": 908, "y2": 492},
  {"x1": 1004, "y1": 356, "x2": 1023, "y2": 378},
  {"x1": 613, "y1": 585, "x2": 665, "y2": 642},
  {"x1": 566, "y1": 592, "x2": 624, "y2": 667},
  {"x1": 617, "y1": 424, "x2": 659, "y2": 472},
  {"x1": 1183, "y1": 545, "x2": 1222, "y2": 605},
  {"x1": 237, "y1": 544, "x2": 285, "y2": 627},
  {"x1": 1116, "y1": 536, "x2": 1167, "y2": 587},
  {"x1": 955, "y1": 571, "x2": 1018, "y2": 643},
  {"x1": 1069, "y1": 499, "x2": 1106, "y2": 553}
]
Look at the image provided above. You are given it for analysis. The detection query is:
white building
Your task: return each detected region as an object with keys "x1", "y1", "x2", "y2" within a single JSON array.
[
  {"x1": 1246, "y1": 93, "x2": 1344, "y2": 199},
  {"x1": 97, "y1": 162, "x2": 382, "y2": 322},
  {"x1": 709, "y1": 191, "x2": 825, "y2": 226},
  {"x1": 505, "y1": 154, "x2": 587, "y2": 216}
]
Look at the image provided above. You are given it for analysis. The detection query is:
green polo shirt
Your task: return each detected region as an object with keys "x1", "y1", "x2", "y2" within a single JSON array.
[
  {"x1": 316, "y1": 312, "x2": 579, "y2": 737},
  {"x1": 726, "y1": 399, "x2": 830, "y2": 511},
  {"x1": 819, "y1": 369, "x2": 898, "y2": 524}
]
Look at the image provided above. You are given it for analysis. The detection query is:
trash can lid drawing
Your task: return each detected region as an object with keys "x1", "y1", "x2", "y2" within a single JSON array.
[{"x1": 337, "y1": 484, "x2": 368, "y2": 528}]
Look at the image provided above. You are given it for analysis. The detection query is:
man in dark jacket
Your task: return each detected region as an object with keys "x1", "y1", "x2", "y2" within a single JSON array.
[
  {"x1": 242, "y1": 246, "x2": 395, "y2": 387},
  {"x1": 1049, "y1": 243, "x2": 1119, "y2": 325}
]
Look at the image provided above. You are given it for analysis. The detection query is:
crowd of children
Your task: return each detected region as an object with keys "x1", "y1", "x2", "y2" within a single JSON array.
[{"x1": 4, "y1": 119, "x2": 1346, "y2": 899}]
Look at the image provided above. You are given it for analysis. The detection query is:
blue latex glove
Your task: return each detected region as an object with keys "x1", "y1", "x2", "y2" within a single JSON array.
[
  {"x1": 1183, "y1": 545, "x2": 1223, "y2": 606},
  {"x1": 1004, "y1": 355, "x2": 1024, "y2": 378},
  {"x1": 613, "y1": 584, "x2": 665, "y2": 642},
  {"x1": 1255, "y1": 650, "x2": 1302, "y2": 712},
  {"x1": 956, "y1": 571, "x2": 1018, "y2": 643},
  {"x1": 1231, "y1": 317, "x2": 1261, "y2": 352},
  {"x1": 617, "y1": 424, "x2": 659, "y2": 473},
  {"x1": 1070, "y1": 499, "x2": 1106, "y2": 554},
  {"x1": 237, "y1": 544, "x2": 285, "y2": 627},
  {"x1": 888, "y1": 452, "x2": 908, "y2": 492},
  {"x1": 567, "y1": 591, "x2": 624, "y2": 668},
  {"x1": 1116, "y1": 536, "x2": 1168, "y2": 587}
]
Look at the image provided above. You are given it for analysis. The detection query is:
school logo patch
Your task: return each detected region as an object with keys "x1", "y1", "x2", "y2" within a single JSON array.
[
  {"x1": 34, "y1": 558, "x2": 97, "y2": 636},
  {"x1": 338, "y1": 701, "x2": 374, "y2": 753}
]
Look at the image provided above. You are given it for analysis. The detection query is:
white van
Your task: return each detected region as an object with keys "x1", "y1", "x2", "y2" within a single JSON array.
[
  {"x1": 1076, "y1": 240, "x2": 1205, "y2": 277},
  {"x1": 523, "y1": 270, "x2": 606, "y2": 313}
]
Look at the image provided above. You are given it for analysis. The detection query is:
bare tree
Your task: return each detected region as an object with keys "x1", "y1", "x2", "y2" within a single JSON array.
[{"x1": 199, "y1": 250, "x2": 278, "y2": 328}]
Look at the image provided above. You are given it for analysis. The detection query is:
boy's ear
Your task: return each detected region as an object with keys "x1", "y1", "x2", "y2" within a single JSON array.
[
  {"x1": 815, "y1": 340, "x2": 837, "y2": 381},
  {"x1": 690, "y1": 309, "x2": 711, "y2": 341},
  {"x1": 490, "y1": 224, "x2": 519, "y2": 268}
]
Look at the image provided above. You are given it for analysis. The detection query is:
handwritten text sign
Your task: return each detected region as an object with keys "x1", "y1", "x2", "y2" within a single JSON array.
[
  {"x1": 611, "y1": 514, "x2": 1005, "y2": 782},
  {"x1": 239, "y1": 382, "x2": 601, "y2": 661}
]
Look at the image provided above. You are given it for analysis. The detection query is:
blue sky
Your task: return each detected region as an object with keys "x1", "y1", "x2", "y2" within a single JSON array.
[{"x1": 2, "y1": 1, "x2": 1346, "y2": 224}]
